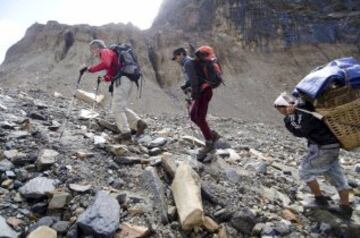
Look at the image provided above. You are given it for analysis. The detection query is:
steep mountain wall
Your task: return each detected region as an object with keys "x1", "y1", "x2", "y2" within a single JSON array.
[{"x1": 1, "y1": 0, "x2": 360, "y2": 122}]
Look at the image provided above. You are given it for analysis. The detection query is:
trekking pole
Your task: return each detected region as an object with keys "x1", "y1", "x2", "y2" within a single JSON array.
[
  {"x1": 295, "y1": 108, "x2": 324, "y2": 120},
  {"x1": 89, "y1": 76, "x2": 101, "y2": 130},
  {"x1": 59, "y1": 71, "x2": 85, "y2": 139},
  {"x1": 185, "y1": 90, "x2": 196, "y2": 147}
]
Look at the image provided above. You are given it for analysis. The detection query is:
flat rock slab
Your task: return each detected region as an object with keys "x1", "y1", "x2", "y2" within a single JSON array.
[
  {"x1": 141, "y1": 166, "x2": 168, "y2": 224},
  {"x1": 48, "y1": 192, "x2": 71, "y2": 209},
  {"x1": 75, "y1": 89, "x2": 104, "y2": 104},
  {"x1": 69, "y1": 184, "x2": 92, "y2": 193},
  {"x1": 77, "y1": 190, "x2": 120, "y2": 237},
  {"x1": 117, "y1": 222, "x2": 151, "y2": 238},
  {"x1": 19, "y1": 177, "x2": 56, "y2": 199},
  {"x1": 79, "y1": 109, "x2": 99, "y2": 120}
]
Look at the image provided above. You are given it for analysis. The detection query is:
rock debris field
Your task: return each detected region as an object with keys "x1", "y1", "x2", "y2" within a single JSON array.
[{"x1": 0, "y1": 88, "x2": 360, "y2": 238}]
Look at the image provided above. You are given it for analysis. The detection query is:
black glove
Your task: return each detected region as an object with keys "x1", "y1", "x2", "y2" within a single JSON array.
[
  {"x1": 79, "y1": 66, "x2": 88, "y2": 75},
  {"x1": 191, "y1": 91, "x2": 200, "y2": 100}
]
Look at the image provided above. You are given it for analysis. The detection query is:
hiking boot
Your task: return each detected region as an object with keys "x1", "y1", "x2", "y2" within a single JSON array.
[
  {"x1": 114, "y1": 132, "x2": 132, "y2": 144},
  {"x1": 212, "y1": 130, "x2": 221, "y2": 142},
  {"x1": 329, "y1": 205, "x2": 353, "y2": 220},
  {"x1": 135, "y1": 119, "x2": 147, "y2": 137},
  {"x1": 197, "y1": 141, "x2": 215, "y2": 162},
  {"x1": 314, "y1": 195, "x2": 330, "y2": 207}
]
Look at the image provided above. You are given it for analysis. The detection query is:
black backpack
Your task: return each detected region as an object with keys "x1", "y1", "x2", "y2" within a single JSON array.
[{"x1": 110, "y1": 43, "x2": 142, "y2": 87}]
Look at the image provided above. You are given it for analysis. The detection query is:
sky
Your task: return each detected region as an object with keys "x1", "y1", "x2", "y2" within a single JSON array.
[{"x1": 0, "y1": 0, "x2": 163, "y2": 64}]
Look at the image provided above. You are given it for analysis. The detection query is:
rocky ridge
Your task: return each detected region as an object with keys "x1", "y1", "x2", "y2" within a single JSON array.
[
  {"x1": 1, "y1": 0, "x2": 360, "y2": 122},
  {"x1": 0, "y1": 87, "x2": 360, "y2": 237}
]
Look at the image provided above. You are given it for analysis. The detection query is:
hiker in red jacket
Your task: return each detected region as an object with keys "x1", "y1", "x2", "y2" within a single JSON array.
[
  {"x1": 80, "y1": 39, "x2": 147, "y2": 141},
  {"x1": 172, "y1": 47, "x2": 220, "y2": 162}
]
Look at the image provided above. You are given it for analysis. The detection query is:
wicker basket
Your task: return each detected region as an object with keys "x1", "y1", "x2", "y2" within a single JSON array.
[
  {"x1": 316, "y1": 95, "x2": 360, "y2": 150},
  {"x1": 314, "y1": 86, "x2": 360, "y2": 108}
]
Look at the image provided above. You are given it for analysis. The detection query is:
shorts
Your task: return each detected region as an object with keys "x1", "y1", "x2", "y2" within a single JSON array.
[{"x1": 299, "y1": 143, "x2": 350, "y2": 191}]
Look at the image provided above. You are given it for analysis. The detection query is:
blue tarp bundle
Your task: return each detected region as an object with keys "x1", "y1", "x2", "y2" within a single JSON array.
[{"x1": 294, "y1": 57, "x2": 360, "y2": 99}]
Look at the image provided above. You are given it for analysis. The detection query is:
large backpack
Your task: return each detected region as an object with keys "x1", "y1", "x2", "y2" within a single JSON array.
[
  {"x1": 193, "y1": 46, "x2": 223, "y2": 89},
  {"x1": 110, "y1": 43, "x2": 142, "y2": 87}
]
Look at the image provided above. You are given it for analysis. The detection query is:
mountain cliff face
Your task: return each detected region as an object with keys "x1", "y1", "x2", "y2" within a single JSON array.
[{"x1": 1, "y1": 0, "x2": 360, "y2": 122}]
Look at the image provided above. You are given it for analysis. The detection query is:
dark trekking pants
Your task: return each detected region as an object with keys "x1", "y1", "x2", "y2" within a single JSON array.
[{"x1": 190, "y1": 87, "x2": 214, "y2": 141}]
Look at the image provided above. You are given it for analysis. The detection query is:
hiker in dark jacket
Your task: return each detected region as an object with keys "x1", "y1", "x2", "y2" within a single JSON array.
[
  {"x1": 79, "y1": 39, "x2": 147, "y2": 141},
  {"x1": 274, "y1": 92, "x2": 352, "y2": 219},
  {"x1": 172, "y1": 47, "x2": 220, "y2": 161}
]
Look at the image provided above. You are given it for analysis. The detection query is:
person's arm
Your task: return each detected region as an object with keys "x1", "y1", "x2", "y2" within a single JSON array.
[
  {"x1": 88, "y1": 50, "x2": 113, "y2": 73},
  {"x1": 284, "y1": 116, "x2": 304, "y2": 138},
  {"x1": 184, "y1": 60, "x2": 199, "y2": 100}
]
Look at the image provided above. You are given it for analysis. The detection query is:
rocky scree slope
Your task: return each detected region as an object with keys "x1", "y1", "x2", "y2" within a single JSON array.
[{"x1": 0, "y1": 88, "x2": 360, "y2": 237}]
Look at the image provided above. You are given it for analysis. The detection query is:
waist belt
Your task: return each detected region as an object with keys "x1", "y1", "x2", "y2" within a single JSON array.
[{"x1": 319, "y1": 143, "x2": 340, "y2": 149}]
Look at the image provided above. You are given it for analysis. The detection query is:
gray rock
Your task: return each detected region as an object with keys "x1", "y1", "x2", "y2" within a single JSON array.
[
  {"x1": 148, "y1": 137, "x2": 167, "y2": 148},
  {"x1": 214, "y1": 208, "x2": 234, "y2": 222},
  {"x1": 261, "y1": 222, "x2": 276, "y2": 236},
  {"x1": 245, "y1": 161, "x2": 268, "y2": 174},
  {"x1": 224, "y1": 168, "x2": 241, "y2": 183},
  {"x1": 52, "y1": 221, "x2": 70, "y2": 234},
  {"x1": 355, "y1": 164, "x2": 360, "y2": 174},
  {"x1": 0, "y1": 121, "x2": 16, "y2": 129},
  {"x1": 36, "y1": 149, "x2": 59, "y2": 171},
  {"x1": 19, "y1": 177, "x2": 56, "y2": 199},
  {"x1": 96, "y1": 119, "x2": 120, "y2": 133},
  {"x1": 48, "y1": 120, "x2": 61, "y2": 131},
  {"x1": 9, "y1": 131, "x2": 30, "y2": 139},
  {"x1": 141, "y1": 166, "x2": 168, "y2": 224},
  {"x1": 0, "y1": 215, "x2": 18, "y2": 238},
  {"x1": 29, "y1": 111, "x2": 47, "y2": 121},
  {"x1": 149, "y1": 147, "x2": 162, "y2": 156},
  {"x1": 113, "y1": 156, "x2": 142, "y2": 165},
  {"x1": 137, "y1": 135, "x2": 153, "y2": 145},
  {"x1": 0, "y1": 159, "x2": 14, "y2": 172},
  {"x1": 4, "y1": 150, "x2": 25, "y2": 161},
  {"x1": 230, "y1": 207, "x2": 256, "y2": 234},
  {"x1": 116, "y1": 193, "x2": 127, "y2": 205},
  {"x1": 273, "y1": 220, "x2": 292, "y2": 235},
  {"x1": 31, "y1": 202, "x2": 48, "y2": 214},
  {"x1": 5, "y1": 170, "x2": 16, "y2": 178},
  {"x1": 4, "y1": 150, "x2": 32, "y2": 166},
  {"x1": 77, "y1": 190, "x2": 120, "y2": 237},
  {"x1": 34, "y1": 100, "x2": 48, "y2": 109}
]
